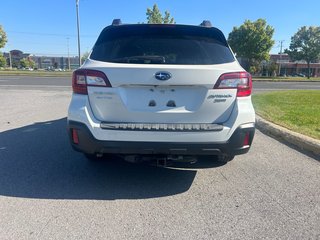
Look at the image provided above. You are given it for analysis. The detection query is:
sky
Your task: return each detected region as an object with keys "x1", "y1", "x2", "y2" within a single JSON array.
[{"x1": 0, "y1": 0, "x2": 319, "y2": 57}]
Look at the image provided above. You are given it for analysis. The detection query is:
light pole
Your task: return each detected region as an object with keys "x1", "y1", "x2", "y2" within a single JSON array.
[
  {"x1": 8, "y1": 51, "x2": 12, "y2": 69},
  {"x1": 67, "y1": 37, "x2": 71, "y2": 70},
  {"x1": 278, "y1": 40, "x2": 284, "y2": 76},
  {"x1": 76, "y1": 0, "x2": 81, "y2": 67}
]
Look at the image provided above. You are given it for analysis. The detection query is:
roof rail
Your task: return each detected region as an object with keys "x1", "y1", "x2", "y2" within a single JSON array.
[
  {"x1": 200, "y1": 20, "x2": 212, "y2": 27},
  {"x1": 112, "y1": 19, "x2": 122, "y2": 26}
]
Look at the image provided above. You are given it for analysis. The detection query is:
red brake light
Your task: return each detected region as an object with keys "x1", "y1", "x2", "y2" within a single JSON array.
[
  {"x1": 72, "y1": 69, "x2": 111, "y2": 94},
  {"x1": 214, "y1": 72, "x2": 252, "y2": 97}
]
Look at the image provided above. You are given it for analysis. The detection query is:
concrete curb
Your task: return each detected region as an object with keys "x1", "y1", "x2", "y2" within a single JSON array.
[{"x1": 255, "y1": 115, "x2": 320, "y2": 157}]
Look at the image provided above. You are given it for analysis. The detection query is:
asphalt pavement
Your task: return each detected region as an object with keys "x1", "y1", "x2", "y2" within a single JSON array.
[
  {"x1": 0, "y1": 88, "x2": 319, "y2": 239},
  {"x1": 0, "y1": 76, "x2": 71, "y2": 91},
  {"x1": 253, "y1": 81, "x2": 320, "y2": 93},
  {"x1": 0, "y1": 76, "x2": 71, "y2": 86}
]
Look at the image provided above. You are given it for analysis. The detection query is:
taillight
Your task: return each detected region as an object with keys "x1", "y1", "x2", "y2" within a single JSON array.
[
  {"x1": 214, "y1": 72, "x2": 252, "y2": 97},
  {"x1": 72, "y1": 69, "x2": 111, "y2": 94}
]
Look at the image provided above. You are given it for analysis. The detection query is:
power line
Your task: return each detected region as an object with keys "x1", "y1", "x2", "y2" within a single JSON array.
[
  {"x1": 7, "y1": 30, "x2": 96, "y2": 38},
  {"x1": 5, "y1": 41, "x2": 68, "y2": 46}
]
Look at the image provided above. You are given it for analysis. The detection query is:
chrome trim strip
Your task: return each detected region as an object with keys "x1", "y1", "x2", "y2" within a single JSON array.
[{"x1": 100, "y1": 122, "x2": 224, "y2": 132}]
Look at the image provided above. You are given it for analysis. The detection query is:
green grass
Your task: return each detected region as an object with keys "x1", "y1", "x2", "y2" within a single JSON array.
[
  {"x1": 0, "y1": 70, "x2": 72, "y2": 77},
  {"x1": 252, "y1": 90, "x2": 320, "y2": 140}
]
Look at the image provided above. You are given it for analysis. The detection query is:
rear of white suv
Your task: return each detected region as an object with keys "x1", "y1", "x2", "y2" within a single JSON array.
[{"x1": 67, "y1": 20, "x2": 255, "y2": 163}]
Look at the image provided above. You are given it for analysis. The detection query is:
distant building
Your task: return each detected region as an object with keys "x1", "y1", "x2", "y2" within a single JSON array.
[
  {"x1": 3, "y1": 50, "x2": 31, "y2": 68},
  {"x1": 3, "y1": 50, "x2": 80, "y2": 70},
  {"x1": 30, "y1": 55, "x2": 79, "y2": 70},
  {"x1": 270, "y1": 54, "x2": 320, "y2": 77},
  {"x1": 236, "y1": 54, "x2": 320, "y2": 77}
]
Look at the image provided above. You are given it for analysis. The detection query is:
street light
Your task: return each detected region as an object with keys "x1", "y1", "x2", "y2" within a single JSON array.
[
  {"x1": 76, "y1": 0, "x2": 81, "y2": 67},
  {"x1": 67, "y1": 37, "x2": 71, "y2": 70},
  {"x1": 278, "y1": 40, "x2": 284, "y2": 76},
  {"x1": 8, "y1": 51, "x2": 12, "y2": 69}
]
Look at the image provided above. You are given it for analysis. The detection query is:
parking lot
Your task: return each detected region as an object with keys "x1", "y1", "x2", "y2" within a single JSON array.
[{"x1": 0, "y1": 87, "x2": 319, "y2": 239}]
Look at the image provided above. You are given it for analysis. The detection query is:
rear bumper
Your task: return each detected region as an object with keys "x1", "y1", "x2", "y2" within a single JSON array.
[{"x1": 67, "y1": 121, "x2": 255, "y2": 156}]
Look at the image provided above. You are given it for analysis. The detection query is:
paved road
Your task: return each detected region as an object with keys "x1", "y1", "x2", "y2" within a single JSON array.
[
  {"x1": 0, "y1": 76, "x2": 71, "y2": 91},
  {"x1": 253, "y1": 81, "x2": 320, "y2": 93},
  {"x1": 0, "y1": 89, "x2": 319, "y2": 239},
  {"x1": 0, "y1": 75, "x2": 319, "y2": 92},
  {"x1": 0, "y1": 76, "x2": 71, "y2": 86}
]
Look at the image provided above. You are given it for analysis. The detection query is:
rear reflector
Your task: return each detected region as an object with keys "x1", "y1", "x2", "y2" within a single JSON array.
[
  {"x1": 243, "y1": 132, "x2": 250, "y2": 146},
  {"x1": 214, "y1": 72, "x2": 252, "y2": 97},
  {"x1": 72, "y1": 69, "x2": 111, "y2": 94},
  {"x1": 72, "y1": 129, "x2": 79, "y2": 144}
]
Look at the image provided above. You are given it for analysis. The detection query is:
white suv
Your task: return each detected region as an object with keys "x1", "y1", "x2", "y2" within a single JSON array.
[{"x1": 67, "y1": 20, "x2": 255, "y2": 163}]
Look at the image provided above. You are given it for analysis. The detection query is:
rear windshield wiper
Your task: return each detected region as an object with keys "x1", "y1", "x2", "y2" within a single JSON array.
[{"x1": 112, "y1": 55, "x2": 165, "y2": 64}]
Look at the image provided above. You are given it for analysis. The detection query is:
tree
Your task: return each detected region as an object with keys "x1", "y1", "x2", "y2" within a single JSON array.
[
  {"x1": 249, "y1": 61, "x2": 261, "y2": 75},
  {"x1": 81, "y1": 51, "x2": 90, "y2": 64},
  {"x1": 228, "y1": 19, "x2": 275, "y2": 72},
  {"x1": 146, "y1": 4, "x2": 174, "y2": 24},
  {"x1": 28, "y1": 58, "x2": 36, "y2": 69},
  {"x1": 267, "y1": 61, "x2": 278, "y2": 76},
  {"x1": 19, "y1": 58, "x2": 35, "y2": 69},
  {"x1": 20, "y1": 58, "x2": 29, "y2": 68},
  {"x1": 285, "y1": 26, "x2": 320, "y2": 78},
  {"x1": 162, "y1": 10, "x2": 174, "y2": 24},
  {"x1": 0, "y1": 54, "x2": 6, "y2": 67},
  {"x1": 0, "y1": 25, "x2": 7, "y2": 49}
]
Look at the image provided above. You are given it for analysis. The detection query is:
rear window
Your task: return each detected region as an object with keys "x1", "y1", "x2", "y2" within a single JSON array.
[{"x1": 90, "y1": 24, "x2": 235, "y2": 65}]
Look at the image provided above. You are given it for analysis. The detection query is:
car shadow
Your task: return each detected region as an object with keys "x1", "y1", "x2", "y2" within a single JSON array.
[{"x1": 0, "y1": 118, "x2": 223, "y2": 200}]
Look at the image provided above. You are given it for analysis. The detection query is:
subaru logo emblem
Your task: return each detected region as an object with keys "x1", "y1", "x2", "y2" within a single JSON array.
[{"x1": 155, "y1": 71, "x2": 172, "y2": 81}]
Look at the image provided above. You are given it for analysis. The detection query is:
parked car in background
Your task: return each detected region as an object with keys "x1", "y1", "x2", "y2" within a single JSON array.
[
  {"x1": 291, "y1": 73, "x2": 306, "y2": 77},
  {"x1": 296, "y1": 73, "x2": 306, "y2": 77}
]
